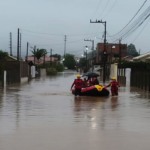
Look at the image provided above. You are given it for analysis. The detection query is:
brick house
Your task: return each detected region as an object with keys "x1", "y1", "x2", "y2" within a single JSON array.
[{"x1": 96, "y1": 43, "x2": 127, "y2": 64}]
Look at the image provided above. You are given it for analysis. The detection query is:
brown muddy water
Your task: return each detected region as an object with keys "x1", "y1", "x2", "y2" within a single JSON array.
[{"x1": 0, "y1": 70, "x2": 150, "y2": 150}]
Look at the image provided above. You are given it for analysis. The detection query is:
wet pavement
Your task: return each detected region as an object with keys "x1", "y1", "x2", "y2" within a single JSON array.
[{"x1": 0, "y1": 70, "x2": 150, "y2": 150}]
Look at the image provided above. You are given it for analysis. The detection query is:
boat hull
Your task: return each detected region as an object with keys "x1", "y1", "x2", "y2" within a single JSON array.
[{"x1": 72, "y1": 85, "x2": 109, "y2": 96}]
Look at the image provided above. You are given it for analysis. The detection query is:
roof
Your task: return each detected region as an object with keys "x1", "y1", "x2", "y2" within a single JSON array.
[
  {"x1": 26, "y1": 55, "x2": 58, "y2": 64},
  {"x1": 133, "y1": 52, "x2": 150, "y2": 62}
]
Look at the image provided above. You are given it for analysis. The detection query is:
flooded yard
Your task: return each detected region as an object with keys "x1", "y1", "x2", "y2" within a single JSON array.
[{"x1": 0, "y1": 71, "x2": 150, "y2": 150}]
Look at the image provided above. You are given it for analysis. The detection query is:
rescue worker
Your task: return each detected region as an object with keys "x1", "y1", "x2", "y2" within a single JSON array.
[
  {"x1": 106, "y1": 77, "x2": 119, "y2": 96},
  {"x1": 71, "y1": 74, "x2": 83, "y2": 96}
]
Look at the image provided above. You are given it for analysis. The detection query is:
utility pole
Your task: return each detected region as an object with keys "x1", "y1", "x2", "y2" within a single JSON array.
[
  {"x1": 9, "y1": 32, "x2": 12, "y2": 56},
  {"x1": 119, "y1": 39, "x2": 122, "y2": 65},
  {"x1": 50, "y1": 48, "x2": 52, "y2": 66},
  {"x1": 19, "y1": 33, "x2": 21, "y2": 60},
  {"x1": 85, "y1": 46, "x2": 88, "y2": 72},
  {"x1": 64, "y1": 35, "x2": 67, "y2": 58},
  {"x1": 90, "y1": 19, "x2": 107, "y2": 83},
  {"x1": 34, "y1": 46, "x2": 36, "y2": 65},
  {"x1": 84, "y1": 39, "x2": 94, "y2": 72},
  {"x1": 26, "y1": 42, "x2": 29, "y2": 62},
  {"x1": 17, "y1": 28, "x2": 20, "y2": 61}
]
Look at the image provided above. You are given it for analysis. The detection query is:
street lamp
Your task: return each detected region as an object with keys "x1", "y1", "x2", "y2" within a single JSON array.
[
  {"x1": 84, "y1": 39, "x2": 95, "y2": 72},
  {"x1": 102, "y1": 50, "x2": 107, "y2": 83},
  {"x1": 85, "y1": 46, "x2": 88, "y2": 71},
  {"x1": 111, "y1": 45, "x2": 115, "y2": 63}
]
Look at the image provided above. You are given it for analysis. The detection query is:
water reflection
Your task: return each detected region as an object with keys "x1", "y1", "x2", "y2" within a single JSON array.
[
  {"x1": 73, "y1": 96, "x2": 107, "y2": 129},
  {"x1": 110, "y1": 96, "x2": 118, "y2": 111},
  {"x1": 73, "y1": 95, "x2": 120, "y2": 130},
  {"x1": 73, "y1": 96, "x2": 107, "y2": 112},
  {"x1": 1, "y1": 72, "x2": 150, "y2": 150}
]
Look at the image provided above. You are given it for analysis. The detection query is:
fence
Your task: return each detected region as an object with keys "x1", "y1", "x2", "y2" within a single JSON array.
[{"x1": 0, "y1": 61, "x2": 29, "y2": 87}]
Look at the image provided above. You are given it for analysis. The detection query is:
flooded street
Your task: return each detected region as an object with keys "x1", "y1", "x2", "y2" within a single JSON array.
[{"x1": 0, "y1": 71, "x2": 150, "y2": 150}]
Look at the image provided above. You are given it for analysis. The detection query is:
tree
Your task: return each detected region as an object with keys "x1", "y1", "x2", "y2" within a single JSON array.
[
  {"x1": 0, "y1": 50, "x2": 8, "y2": 61},
  {"x1": 79, "y1": 57, "x2": 86, "y2": 68},
  {"x1": 127, "y1": 44, "x2": 139, "y2": 57},
  {"x1": 78, "y1": 57, "x2": 87, "y2": 72},
  {"x1": 31, "y1": 48, "x2": 47, "y2": 62},
  {"x1": 52, "y1": 54, "x2": 61, "y2": 61},
  {"x1": 63, "y1": 54, "x2": 76, "y2": 69}
]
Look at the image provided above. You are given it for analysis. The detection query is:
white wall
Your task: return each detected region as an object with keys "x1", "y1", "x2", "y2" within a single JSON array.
[{"x1": 110, "y1": 63, "x2": 118, "y2": 79}]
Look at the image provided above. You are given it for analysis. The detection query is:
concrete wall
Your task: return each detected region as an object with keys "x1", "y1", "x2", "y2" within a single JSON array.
[{"x1": 110, "y1": 63, "x2": 118, "y2": 79}]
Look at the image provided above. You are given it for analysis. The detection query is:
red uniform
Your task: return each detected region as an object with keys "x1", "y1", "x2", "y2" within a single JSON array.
[
  {"x1": 71, "y1": 78, "x2": 83, "y2": 96},
  {"x1": 106, "y1": 80, "x2": 119, "y2": 96}
]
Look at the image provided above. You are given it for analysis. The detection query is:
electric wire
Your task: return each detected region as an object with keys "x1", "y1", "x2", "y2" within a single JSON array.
[
  {"x1": 111, "y1": 0, "x2": 148, "y2": 38},
  {"x1": 111, "y1": 4, "x2": 150, "y2": 42},
  {"x1": 101, "y1": 0, "x2": 118, "y2": 20},
  {"x1": 122, "y1": 7, "x2": 150, "y2": 40},
  {"x1": 98, "y1": 0, "x2": 111, "y2": 18},
  {"x1": 131, "y1": 16, "x2": 150, "y2": 43},
  {"x1": 91, "y1": 0, "x2": 104, "y2": 19},
  {"x1": 122, "y1": 13, "x2": 150, "y2": 40}
]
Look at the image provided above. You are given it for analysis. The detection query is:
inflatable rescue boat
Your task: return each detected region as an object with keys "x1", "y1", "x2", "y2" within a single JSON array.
[{"x1": 72, "y1": 85, "x2": 109, "y2": 96}]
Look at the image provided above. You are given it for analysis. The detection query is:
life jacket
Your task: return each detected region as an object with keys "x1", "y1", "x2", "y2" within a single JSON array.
[
  {"x1": 74, "y1": 79, "x2": 83, "y2": 89},
  {"x1": 111, "y1": 81, "x2": 118, "y2": 89}
]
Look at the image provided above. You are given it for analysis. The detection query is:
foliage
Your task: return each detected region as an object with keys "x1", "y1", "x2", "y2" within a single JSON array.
[
  {"x1": 31, "y1": 48, "x2": 47, "y2": 60},
  {"x1": 46, "y1": 67, "x2": 57, "y2": 75},
  {"x1": 63, "y1": 53, "x2": 76, "y2": 69},
  {"x1": 52, "y1": 54, "x2": 61, "y2": 61},
  {"x1": 55, "y1": 63, "x2": 64, "y2": 72},
  {"x1": 78, "y1": 57, "x2": 86, "y2": 68},
  {"x1": 0, "y1": 50, "x2": 8, "y2": 61},
  {"x1": 127, "y1": 44, "x2": 139, "y2": 57},
  {"x1": 0, "y1": 51, "x2": 9, "y2": 80}
]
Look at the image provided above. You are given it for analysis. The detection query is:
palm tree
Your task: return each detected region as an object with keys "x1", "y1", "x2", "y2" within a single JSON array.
[{"x1": 31, "y1": 48, "x2": 47, "y2": 64}]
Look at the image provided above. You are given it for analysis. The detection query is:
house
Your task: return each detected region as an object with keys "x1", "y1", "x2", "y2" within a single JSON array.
[
  {"x1": 96, "y1": 43, "x2": 127, "y2": 64},
  {"x1": 122, "y1": 55, "x2": 134, "y2": 62},
  {"x1": 26, "y1": 55, "x2": 58, "y2": 65},
  {"x1": 132, "y1": 52, "x2": 150, "y2": 62}
]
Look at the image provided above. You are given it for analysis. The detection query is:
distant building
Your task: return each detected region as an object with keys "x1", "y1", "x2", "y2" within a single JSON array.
[
  {"x1": 96, "y1": 43, "x2": 127, "y2": 64},
  {"x1": 26, "y1": 55, "x2": 58, "y2": 65}
]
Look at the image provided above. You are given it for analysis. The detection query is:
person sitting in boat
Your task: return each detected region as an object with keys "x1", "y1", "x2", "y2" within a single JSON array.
[
  {"x1": 86, "y1": 77, "x2": 92, "y2": 87},
  {"x1": 91, "y1": 77, "x2": 99, "y2": 85},
  {"x1": 105, "y1": 77, "x2": 120, "y2": 96},
  {"x1": 83, "y1": 77, "x2": 88, "y2": 88},
  {"x1": 71, "y1": 74, "x2": 83, "y2": 96}
]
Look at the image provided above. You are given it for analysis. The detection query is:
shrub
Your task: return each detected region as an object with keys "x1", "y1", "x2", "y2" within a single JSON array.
[
  {"x1": 46, "y1": 67, "x2": 57, "y2": 75},
  {"x1": 55, "y1": 63, "x2": 64, "y2": 72}
]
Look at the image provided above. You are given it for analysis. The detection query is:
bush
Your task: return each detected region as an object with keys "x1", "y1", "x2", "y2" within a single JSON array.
[
  {"x1": 46, "y1": 67, "x2": 57, "y2": 75},
  {"x1": 55, "y1": 63, "x2": 64, "y2": 72}
]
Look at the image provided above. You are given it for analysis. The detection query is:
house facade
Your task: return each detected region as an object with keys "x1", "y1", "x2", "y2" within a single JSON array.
[
  {"x1": 132, "y1": 52, "x2": 150, "y2": 62},
  {"x1": 96, "y1": 43, "x2": 127, "y2": 64}
]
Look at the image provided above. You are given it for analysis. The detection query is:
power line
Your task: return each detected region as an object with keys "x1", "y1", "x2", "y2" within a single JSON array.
[
  {"x1": 111, "y1": 0, "x2": 148, "y2": 38},
  {"x1": 120, "y1": 7, "x2": 150, "y2": 40},
  {"x1": 101, "y1": 0, "x2": 118, "y2": 19},
  {"x1": 131, "y1": 16, "x2": 150, "y2": 43}
]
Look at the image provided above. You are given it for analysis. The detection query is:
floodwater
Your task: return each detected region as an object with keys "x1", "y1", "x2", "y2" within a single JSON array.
[{"x1": 0, "y1": 70, "x2": 150, "y2": 150}]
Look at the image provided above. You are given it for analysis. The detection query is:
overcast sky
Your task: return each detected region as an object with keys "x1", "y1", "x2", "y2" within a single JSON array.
[{"x1": 1, "y1": 0, "x2": 150, "y2": 57}]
